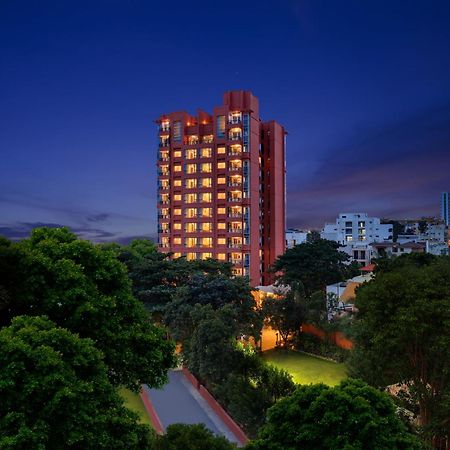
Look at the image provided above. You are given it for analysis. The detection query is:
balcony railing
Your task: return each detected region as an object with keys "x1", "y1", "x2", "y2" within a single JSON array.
[
  {"x1": 228, "y1": 197, "x2": 242, "y2": 203},
  {"x1": 228, "y1": 116, "x2": 242, "y2": 124},
  {"x1": 229, "y1": 166, "x2": 241, "y2": 172},
  {"x1": 159, "y1": 125, "x2": 170, "y2": 132},
  {"x1": 228, "y1": 244, "x2": 242, "y2": 249},
  {"x1": 228, "y1": 182, "x2": 242, "y2": 187},
  {"x1": 158, "y1": 156, "x2": 170, "y2": 162},
  {"x1": 159, "y1": 141, "x2": 170, "y2": 147},
  {"x1": 158, "y1": 214, "x2": 170, "y2": 219},
  {"x1": 228, "y1": 213, "x2": 242, "y2": 218},
  {"x1": 229, "y1": 133, "x2": 242, "y2": 141},
  {"x1": 228, "y1": 150, "x2": 241, "y2": 156},
  {"x1": 228, "y1": 228, "x2": 243, "y2": 233},
  {"x1": 229, "y1": 258, "x2": 242, "y2": 264},
  {"x1": 160, "y1": 200, "x2": 170, "y2": 205}
]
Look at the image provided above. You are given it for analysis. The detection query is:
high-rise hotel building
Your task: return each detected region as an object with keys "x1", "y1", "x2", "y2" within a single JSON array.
[{"x1": 156, "y1": 91, "x2": 285, "y2": 286}]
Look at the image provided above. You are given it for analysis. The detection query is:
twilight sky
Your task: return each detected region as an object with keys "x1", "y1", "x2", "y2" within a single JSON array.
[{"x1": 1, "y1": 0, "x2": 450, "y2": 242}]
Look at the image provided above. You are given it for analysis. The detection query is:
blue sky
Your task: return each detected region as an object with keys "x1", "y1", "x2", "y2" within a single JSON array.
[{"x1": 1, "y1": 0, "x2": 450, "y2": 242}]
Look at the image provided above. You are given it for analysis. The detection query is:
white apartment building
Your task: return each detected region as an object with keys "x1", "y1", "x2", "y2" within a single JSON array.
[
  {"x1": 285, "y1": 228, "x2": 308, "y2": 248},
  {"x1": 321, "y1": 213, "x2": 393, "y2": 265}
]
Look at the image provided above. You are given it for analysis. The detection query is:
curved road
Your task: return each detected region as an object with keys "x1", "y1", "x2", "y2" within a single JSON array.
[{"x1": 144, "y1": 370, "x2": 243, "y2": 446}]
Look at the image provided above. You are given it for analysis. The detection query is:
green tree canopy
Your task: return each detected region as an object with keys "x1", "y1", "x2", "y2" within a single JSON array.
[
  {"x1": 272, "y1": 239, "x2": 358, "y2": 296},
  {"x1": 248, "y1": 379, "x2": 421, "y2": 450},
  {"x1": 0, "y1": 315, "x2": 153, "y2": 450},
  {"x1": 349, "y1": 256, "x2": 450, "y2": 440},
  {"x1": 262, "y1": 285, "x2": 306, "y2": 347},
  {"x1": 0, "y1": 228, "x2": 175, "y2": 391},
  {"x1": 151, "y1": 423, "x2": 237, "y2": 450}
]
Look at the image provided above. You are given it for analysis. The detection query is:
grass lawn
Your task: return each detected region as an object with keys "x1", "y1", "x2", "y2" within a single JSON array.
[
  {"x1": 119, "y1": 388, "x2": 152, "y2": 426},
  {"x1": 261, "y1": 349, "x2": 347, "y2": 386}
]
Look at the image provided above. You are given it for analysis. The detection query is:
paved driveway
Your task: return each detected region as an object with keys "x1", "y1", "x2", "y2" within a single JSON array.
[{"x1": 144, "y1": 370, "x2": 242, "y2": 446}]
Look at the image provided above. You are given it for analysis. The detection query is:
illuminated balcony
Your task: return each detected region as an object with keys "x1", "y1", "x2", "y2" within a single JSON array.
[
  {"x1": 159, "y1": 135, "x2": 170, "y2": 147},
  {"x1": 228, "y1": 112, "x2": 242, "y2": 124},
  {"x1": 187, "y1": 135, "x2": 199, "y2": 145},
  {"x1": 202, "y1": 135, "x2": 214, "y2": 144},
  {"x1": 159, "y1": 121, "x2": 170, "y2": 132},
  {"x1": 228, "y1": 144, "x2": 242, "y2": 156},
  {"x1": 229, "y1": 128, "x2": 242, "y2": 141}
]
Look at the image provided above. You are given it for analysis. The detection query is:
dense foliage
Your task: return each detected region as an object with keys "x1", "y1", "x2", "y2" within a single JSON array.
[
  {"x1": 349, "y1": 254, "x2": 450, "y2": 440},
  {"x1": 150, "y1": 423, "x2": 237, "y2": 450},
  {"x1": 272, "y1": 238, "x2": 359, "y2": 296},
  {"x1": 0, "y1": 228, "x2": 175, "y2": 391},
  {"x1": 0, "y1": 316, "x2": 153, "y2": 449},
  {"x1": 247, "y1": 379, "x2": 421, "y2": 450}
]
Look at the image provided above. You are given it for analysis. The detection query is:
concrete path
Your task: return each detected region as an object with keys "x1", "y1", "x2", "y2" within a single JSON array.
[{"x1": 144, "y1": 370, "x2": 243, "y2": 446}]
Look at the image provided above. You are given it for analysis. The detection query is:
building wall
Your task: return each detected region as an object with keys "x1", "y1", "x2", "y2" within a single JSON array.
[
  {"x1": 285, "y1": 229, "x2": 308, "y2": 248},
  {"x1": 156, "y1": 91, "x2": 285, "y2": 286}
]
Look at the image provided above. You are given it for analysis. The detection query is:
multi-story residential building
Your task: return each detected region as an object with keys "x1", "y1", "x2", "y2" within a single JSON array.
[
  {"x1": 441, "y1": 192, "x2": 449, "y2": 226},
  {"x1": 156, "y1": 90, "x2": 286, "y2": 286},
  {"x1": 285, "y1": 228, "x2": 308, "y2": 248},
  {"x1": 321, "y1": 213, "x2": 393, "y2": 265}
]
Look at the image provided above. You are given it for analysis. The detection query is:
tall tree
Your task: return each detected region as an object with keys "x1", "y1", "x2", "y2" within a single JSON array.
[
  {"x1": 349, "y1": 256, "x2": 450, "y2": 440},
  {"x1": 272, "y1": 239, "x2": 357, "y2": 296},
  {"x1": 0, "y1": 228, "x2": 175, "y2": 391},
  {"x1": 247, "y1": 379, "x2": 421, "y2": 450},
  {"x1": 0, "y1": 316, "x2": 153, "y2": 450},
  {"x1": 262, "y1": 285, "x2": 306, "y2": 347}
]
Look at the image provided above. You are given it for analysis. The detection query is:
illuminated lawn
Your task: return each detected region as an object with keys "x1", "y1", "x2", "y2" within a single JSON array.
[
  {"x1": 119, "y1": 388, "x2": 152, "y2": 426},
  {"x1": 261, "y1": 349, "x2": 347, "y2": 386}
]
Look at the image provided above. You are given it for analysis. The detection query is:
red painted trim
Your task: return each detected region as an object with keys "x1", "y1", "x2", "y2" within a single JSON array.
[
  {"x1": 140, "y1": 387, "x2": 164, "y2": 435},
  {"x1": 182, "y1": 368, "x2": 249, "y2": 446}
]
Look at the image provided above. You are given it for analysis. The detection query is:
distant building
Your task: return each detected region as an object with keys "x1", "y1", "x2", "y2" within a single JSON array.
[
  {"x1": 440, "y1": 192, "x2": 449, "y2": 226},
  {"x1": 371, "y1": 241, "x2": 426, "y2": 258},
  {"x1": 285, "y1": 228, "x2": 308, "y2": 248},
  {"x1": 321, "y1": 213, "x2": 393, "y2": 265}
]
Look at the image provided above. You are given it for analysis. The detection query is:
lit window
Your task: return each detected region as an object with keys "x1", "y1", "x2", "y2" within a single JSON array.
[
  {"x1": 186, "y1": 252, "x2": 197, "y2": 261},
  {"x1": 174, "y1": 194, "x2": 182, "y2": 201},
  {"x1": 173, "y1": 223, "x2": 181, "y2": 230},
  {"x1": 174, "y1": 164, "x2": 182, "y2": 172},
  {"x1": 217, "y1": 238, "x2": 226, "y2": 245},
  {"x1": 174, "y1": 208, "x2": 181, "y2": 216},
  {"x1": 200, "y1": 252, "x2": 213, "y2": 259},
  {"x1": 187, "y1": 135, "x2": 198, "y2": 145},
  {"x1": 185, "y1": 237, "x2": 197, "y2": 248},
  {"x1": 201, "y1": 237, "x2": 212, "y2": 248},
  {"x1": 174, "y1": 179, "x2": 182, "y2": 187},
  {"x1": 229, "y1": 127, "x2": 242, "y2": 141},
  {"x1": 173, "y1": 150, "x2": 182, "y2": 158},
  {"x1": 185, "y1": 193, "x2": 198, "y2": 203},
  {"x1": 218, "y1": 207, "x2": 226, "y2": 215},
  {"x1": 185, "y1": 178, "x2": 197, "y2": 189},
  {"x1": 173, "y1": 237, "x2": 182, "y2": 245},
  {"x1": 217, "y1": 146, "x2": 226, "y2": 154},
  {"x1": 201, "y1": 192, "x2": 212, "y2": 203},
  {"x1": 201, "y1": 222, "x2": 212, "y2": 232},
  {"x1": 217, "y1": 162, "x2": 226, "y2": 169},
  {"x1": 200, "y1": 163, "x2": 212, "y2": 173},
  {"x1": 202, "y1": 135, "x2": 214, "y2": 144},
  {"x1": 173, "y1": 252, "x2": 182, "y2": 258},
  {"x1": 217, "y1": 177, "x2": 226, "y2": 184},
  {"x1": 229, "y1": 144, "x2": 242, "y2": 155},
  {"x1": 217, "y1": 253, "x2": 226, "y2": 260},
  {"x1": 185, "y1": 208, "x2": 197, "y2": 218},
  {"x1": 218, "y1": 222, "x2": 226, "y2": 230},
  {"x1": 186, "y1": 149, "x2": 197, "y2": 159},
  {"x1": 201, "y1": 208, "x2": 212, "y2": 218},
  {"x1": 185, "y1": 163, "x2": 197, "y2": 174},
  {"x1": 200, "y1": 178, "x2": 212, "y2": 188},
  {"x1": 217, "y1": 192, "x2": 226, "y2": 200},
  {"x1": 201, "y1": 148, "x2": 212, "y2": 157},
  {"x1": 228, "y1": 111, "x2": 242, "y2": 124},
  {"x1": 185, "y1": 222, "x2": 198, "y2": 233}
]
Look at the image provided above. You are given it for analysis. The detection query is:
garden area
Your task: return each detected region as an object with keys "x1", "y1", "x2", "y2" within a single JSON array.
[
  {"x1": 119, "y1": 388, "x2": 152, "y2": 426},
  {"x1": 261, "y1": 349, "x2": 347, "y2": 386}
]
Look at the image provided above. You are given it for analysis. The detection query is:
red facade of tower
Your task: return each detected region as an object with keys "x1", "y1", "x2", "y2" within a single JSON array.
[{"x1": 156, "y1": 91, "x2": 285, "y2": 286}]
